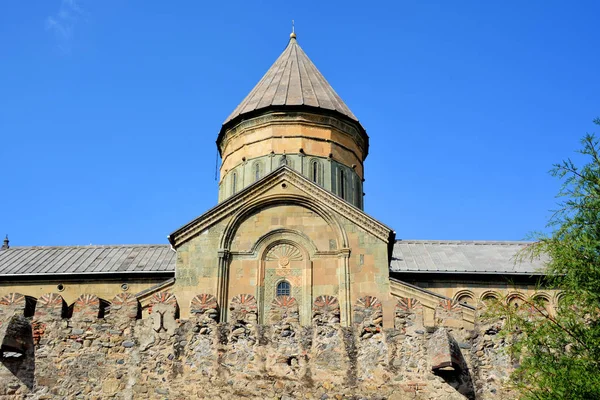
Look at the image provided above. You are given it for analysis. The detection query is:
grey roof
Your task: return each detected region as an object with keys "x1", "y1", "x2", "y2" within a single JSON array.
[
  {"x1": 0, "y1": 245, "x2": 176, "y2": 276},
  {"x1": 391, "y1": 240, "x2": 548, "y2": 275},
  {"x1": 223, "y1": 36, "x2": 359, "y2": 126}
]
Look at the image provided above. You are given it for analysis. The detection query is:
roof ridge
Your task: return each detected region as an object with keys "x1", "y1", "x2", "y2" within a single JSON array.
[
  {"x1": 395, "y1": 240, "x2": 533, "y2": 245},
  {"x1": 5, "y1": 244, "x2": 172, "y2": 250}
]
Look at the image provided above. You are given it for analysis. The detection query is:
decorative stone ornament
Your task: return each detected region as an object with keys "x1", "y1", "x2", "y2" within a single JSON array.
[
  {"x1": 190, "y1": 293, "x2": 219, "y2": 325},
  {"x1": 149, "y1": 291, "x2": 179, "y2": 334},
  {"x1": 229, "y1": 294, "x2": 258, "y2": 324},
  {"x1": 269, "y1": 295, "x2": 299, "y2": 325},
  {"x1": 435, "y1": 299, "x2": 464, "y2": 328},
  {"x1": 354, "y1": 295, "x2": 383, "y2": 339},
  {"x1": 0, "y1": 292, "x2": 26, "y2": 318},
  {"x1": 265, "y1": 243, "x2": 302, "y2": 268},
  {"x1": 34, "y1": 293, "x2": 66, "y2": 322},
  {"x1": 312, "y1": 295, "x2": 340, "y2": 326},
  {"x1": 109, "y1": 293, "x2": 140, "y2": 321},
  {"x1": 228, "y1": 294, "x2": 258, "y2": 343},
  {"x1": 395, "y1": 297, "x2": 424, "y2": 331},
  {"x1": 72, "y1": 294, "x2": 101, "y2": 321}
]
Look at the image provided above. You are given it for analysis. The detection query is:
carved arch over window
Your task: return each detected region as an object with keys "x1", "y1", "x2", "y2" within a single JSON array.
[{"x1": 309, "y1": 158, "x2": 323, "y2": 186}]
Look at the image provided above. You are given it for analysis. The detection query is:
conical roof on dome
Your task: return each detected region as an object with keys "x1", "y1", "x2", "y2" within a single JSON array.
[{"x1": 222, "y1": 35, "x2": 361, "y2": 129}]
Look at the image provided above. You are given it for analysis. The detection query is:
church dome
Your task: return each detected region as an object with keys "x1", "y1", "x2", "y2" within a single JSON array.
[
  {"x1": 216, "y1": 33, "x2": 369, "y2": 209},
  {"x1": 218, "y1": 34, "x2": 367, "y2": 146}
]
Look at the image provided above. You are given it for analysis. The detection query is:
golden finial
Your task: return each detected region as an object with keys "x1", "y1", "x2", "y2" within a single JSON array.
[{"x1": 290, "y1": 20, "x2": 296, "y2": 39}]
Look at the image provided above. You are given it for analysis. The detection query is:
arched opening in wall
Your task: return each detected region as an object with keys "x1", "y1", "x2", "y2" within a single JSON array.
[
  {"x1": 531, "y1": 294, "x2": 552, "y2": 315},
  {"x1": 456, "y1": 293, "x2": 474, "y2": 306},
  {"x1": 310, "y1": 159, "x2": 323, "y2": 186},
  {"x1": 253, "y1": 161, "x2": 262, "y2": 182},
  {"x1": 480, "y1": 292, "x2": 501, "y2": 307},
  {"x1": 23, "y1": 296, "x2": 36, "y2": 318},
  {"x1": 507, "y1": 293, "x2": 525, "y2": 310},
  {"x1": 276, "y1": 280, "x2": 291, "y2": 296},
  {"x1": 232, "y1": 172, "x2": 238, "y2": 195},
  {"x1": 555, "y1": 292, "x2": 566, "y2": 311}
]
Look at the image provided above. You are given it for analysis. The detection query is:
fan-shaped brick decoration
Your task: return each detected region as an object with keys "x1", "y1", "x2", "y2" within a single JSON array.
[
  {"x1": 0, "y1": 292, "x2": 26, "y2": 308},
  {"x1": 229, "y1": 294, "x2": 258, "y2": 324},
  {"x1": 150, "y1": 291, "x2": 178, "y2": 307},
  {"x1": 110, "y1": 293, "x2": 139, "y2": 320},
  {"x1": 34, "y1": 293, "x2": 65, "y2": 321},
  {"x1": 354, "y1": 296, "x2": 383, "y2": 337},
  {"x1": 395, "y1": 297, "x2": 424, "y2": 330},
  {"x1": 435, "y1": 299, "x2": 464, "y2": 328},
  {"x1": 269, "y1": 295, "x2": 299, "y2": 324},
  {"x1": 0, "y1": 293, "x2": 26, "y2": 316},
  {"x1": 72, "y1": 294, "x2": 101, "y2": 320},
  {"x1": 190, "y1": 294, "x2": 219, "y2": 322},
  {"x1": 439, "y1": 299, "x2": 460, "y2": 311},
  {"x1": 312, "y1": 295, "x2": 340, "y2": 326},
  {"x1": 396, "y1": 297, "x2": 422, "y2": 313}
]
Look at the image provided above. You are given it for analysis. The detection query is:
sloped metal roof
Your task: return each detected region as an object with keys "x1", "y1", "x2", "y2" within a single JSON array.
[
  {"x1": 0, "y1": 245, "x2": 176, "y2": 276},
  {"x1": 391, "y1": 240, "x2": 547, "y2": 275},
  {"x1": 223, "y1": 35, "x2": 359, "y2": 126}
]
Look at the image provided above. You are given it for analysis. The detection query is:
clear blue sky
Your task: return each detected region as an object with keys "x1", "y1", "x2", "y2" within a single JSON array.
[{"x1": 1, "y1": 1, "x2": 598, "y2": 246}]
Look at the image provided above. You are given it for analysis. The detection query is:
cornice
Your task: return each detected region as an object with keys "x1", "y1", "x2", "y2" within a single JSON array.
[{"x1": 390, "y1": 278, "x2": 476, "y2": 323}]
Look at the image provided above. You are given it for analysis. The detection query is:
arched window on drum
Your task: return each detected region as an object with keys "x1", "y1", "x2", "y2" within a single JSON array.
[
  {"x1": 276, "y1": 281, "x2": 291, "y2": 296},
  {"x1": 310, "y1": 159, "x2": 323, "y2": 186},
  {"x1": 231, "y1": 172, "x2": 238, "y2": 195},
  {"x1": 252, "y1": 161, "x2": 262, "y2": 182}
]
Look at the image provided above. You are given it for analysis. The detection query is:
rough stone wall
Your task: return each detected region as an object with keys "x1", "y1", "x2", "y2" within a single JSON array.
[{"x1": 0, "y1": 292, "x2": 515, "y2": 399}]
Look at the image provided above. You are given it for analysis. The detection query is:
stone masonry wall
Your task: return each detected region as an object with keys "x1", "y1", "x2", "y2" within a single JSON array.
[{"x1": 0, "y1": 292, "x2": 514, "y2": 399}]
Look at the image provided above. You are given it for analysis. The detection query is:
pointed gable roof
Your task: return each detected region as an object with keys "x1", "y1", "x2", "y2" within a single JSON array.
[{"x1": 221, "y1": 35, "x2": 363, "y2": 133}]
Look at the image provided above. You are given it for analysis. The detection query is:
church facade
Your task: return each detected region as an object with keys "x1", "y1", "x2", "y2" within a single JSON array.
[{"x1": 0, "y1": 33, "x2": 554, "y2": 329}]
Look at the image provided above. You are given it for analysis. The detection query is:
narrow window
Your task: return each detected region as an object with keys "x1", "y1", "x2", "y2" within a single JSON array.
[
  {"x1": 339, "y1": 169, "x2": 346, "y2": 199},
  {"x1": 231, "y1": 172, "x2": 237, "y2": 195},
  {"x1": 311, "y1": 160, "x2": 322, "y2": 185},
  {"x1": 276, "y1": 281, "x2": 291, "y2": 296},
  {"x1": 354, "y1": 177, "x2": 361, "y2": 207},
  {"x1": 253, "y1": 162, "x2": 261, "y2": 182}
]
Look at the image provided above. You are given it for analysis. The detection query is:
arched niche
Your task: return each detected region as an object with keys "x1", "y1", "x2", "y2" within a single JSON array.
[
  {"x1": 255, "y1": 232, "x2": 314, "y2": 326},
  {"x1": 217, "y1": 194, "x2": 349, "y2": 325},
  {"x1": 453, "y1": 290, "x2": 475, "y2": 307}
]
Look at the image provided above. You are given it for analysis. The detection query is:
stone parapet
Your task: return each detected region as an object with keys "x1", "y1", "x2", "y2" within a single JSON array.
[{"x1": 0, "y1": 292, "x2": 514, "y2": 399}]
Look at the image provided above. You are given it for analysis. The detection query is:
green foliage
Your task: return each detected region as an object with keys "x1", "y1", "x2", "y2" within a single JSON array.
[{"x1": 493, "y1": 119, "x2": 600, "y2": 399}]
